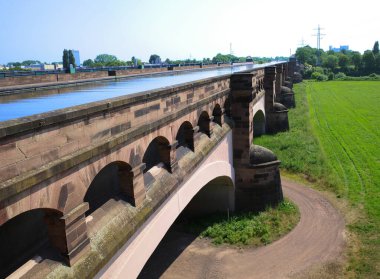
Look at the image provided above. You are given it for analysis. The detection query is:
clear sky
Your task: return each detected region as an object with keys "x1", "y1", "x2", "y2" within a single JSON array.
[{"x1": 0, "y1": 0, "x2": 378, "y2": 64}]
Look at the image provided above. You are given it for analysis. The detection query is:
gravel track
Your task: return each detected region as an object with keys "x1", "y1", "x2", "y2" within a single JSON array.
[{"x1": 139, "y1": 178, "x2": 346, "y2": 279}]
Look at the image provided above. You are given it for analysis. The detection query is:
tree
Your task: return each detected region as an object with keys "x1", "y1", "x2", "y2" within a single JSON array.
[
  {"x1": 295, "y1": 46, "x2": 318, "y2": 66},
  {"x1": 69, "y1": 50, "x2": 76, "y2": 68},
  {"x1": 362, "y1": 50, "x2": 376, "y2": 74},
  {"x1": 131, "y1": 56, "x2": 137, "y2": 66},
  {"x1": 21, "y1": 60, "x2": 41, "y2": 66},
  {"x1": 375, "y1": 54, "x2": 380, "y2": 74},
  {"x1": 62, "y1": 49, "x2": 70, "y2": 69},
  {"x1": 83, "y1": 59, "x2": 94, "y2": 67},
  {"x1": 211, "y1": 53, "x2": 238, "y2": 63},
  {"x1": 337, "y1": 53, "x2": 349, "y2": 70},
  {"x1": 373, "y1": 41, "x2": 379, "y2": 55},
  {"x1": 149, "y1": 54, "x2": 161, "y2": 64},
  {"x1": 94, "y1": 54, "x2": 118, "y2": 64},
  {"x1": 7, "y1": 62, "x2": 21, "y2": 67},
  {"x1": 350, "y1": 51, "x2": 362, "y2": 72},
  {"x1": 203, "y1": 58, "x2": 211, "y2": 64},
  {"x1": 322, "y1": 55, "x2": 338, "y2": 71}
]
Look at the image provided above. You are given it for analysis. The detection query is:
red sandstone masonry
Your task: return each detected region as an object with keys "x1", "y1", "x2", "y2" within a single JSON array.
[
  {"x1": 0, "y1": 62, "x2": 289, "y2": 270},
  {"x1": 0, "y1": 97, "x2": 228, "y2": 220},
  {"x1": 0, "y1": 74, "x2": 57, "y2": 87},
  {"x1": 0, "y1": 76, "x2": 230, "y2": 184}
]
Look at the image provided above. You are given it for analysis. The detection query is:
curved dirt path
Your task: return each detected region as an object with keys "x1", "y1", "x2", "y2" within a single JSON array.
[{"x1": 139, "y1": 179, "x2": 346, "y2": 279}]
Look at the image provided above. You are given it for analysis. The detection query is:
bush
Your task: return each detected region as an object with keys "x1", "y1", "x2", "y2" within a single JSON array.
[
  {"x1": 302, "y1": 63, "x2": 313, "y2": 79},
  {"x1": 335, "y1": 72, "x2": 347, "y2": 80},
  {"x1": 317, "y1": 74, "x2": 328, "y2": 81},
  {"x1": 311, "y1": 71, "x2": 328, "y2": 81},
  {"x1": 313, "y1": 66, "x2": 325, "y2": 74},
  {"x1": 311, "y1": 71, "x2": 320, "y2": 80}
]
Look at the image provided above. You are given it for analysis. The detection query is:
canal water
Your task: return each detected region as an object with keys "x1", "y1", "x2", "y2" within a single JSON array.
[{"x1": 0, "y1": 63, "x2": 277, "y2": 122}]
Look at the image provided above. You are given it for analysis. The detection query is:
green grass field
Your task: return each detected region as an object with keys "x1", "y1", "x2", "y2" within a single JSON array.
[{"x1": 255, "y1": 81, "x2": 380, "y2": 278}]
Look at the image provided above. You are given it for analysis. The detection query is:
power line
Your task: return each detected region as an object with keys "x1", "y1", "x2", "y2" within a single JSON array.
[
  {"x1": 312, "y1": 24, "x2": 326, "y2": 65},
  {"x1": 298, "y1": 37, "x2": 307, "y2": 47}
]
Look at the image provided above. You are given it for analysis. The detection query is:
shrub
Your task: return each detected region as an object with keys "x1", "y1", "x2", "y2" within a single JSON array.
[
  {"x1": 311, "y1": 71, "x2": 328, "y2": 81},
  {"x1": 317, "y1": 74, "x2": 328, "y2": 81},
  {"x1": 335, "y1": 72, "x2": 347, "y2": 80},
  {"x1": 313, "y1": 66, "x2": 325, "y2": 74},
  {"x1": 311, "y1": 71, "x2": 320, "y2": 80}
]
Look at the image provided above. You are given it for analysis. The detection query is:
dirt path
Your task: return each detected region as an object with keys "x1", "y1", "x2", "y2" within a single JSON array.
[{"x1": 139, "y1": 179, "x2": 346, "y2": 279}]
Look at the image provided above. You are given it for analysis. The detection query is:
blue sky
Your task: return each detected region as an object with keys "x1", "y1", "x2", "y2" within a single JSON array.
[{"x1": 0, "y1": 0, "x2": 378, "y2": 64}]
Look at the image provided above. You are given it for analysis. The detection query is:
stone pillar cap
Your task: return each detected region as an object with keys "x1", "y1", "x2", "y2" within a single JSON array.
[{"x1": 249, "y1": 144, "x2": 278, "y2": 165}]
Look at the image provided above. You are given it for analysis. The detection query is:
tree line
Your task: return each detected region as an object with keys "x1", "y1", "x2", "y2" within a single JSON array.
[
  {"x1": 3, "y1": 51, "x2": 288, "y2": 71},
  {"x1": 82, "y1": 53, "x2": 288, "y2": 68},
  {"x1": 295, "y1": 41, "x2": 380, "y2": 80}
]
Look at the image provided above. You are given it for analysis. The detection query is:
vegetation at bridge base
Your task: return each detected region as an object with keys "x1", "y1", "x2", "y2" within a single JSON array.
[
  {"x1": 182, "y1": 199, "x2": 299, "y2": 246},
  {"x1": 255, "y1": 81, "x2": 380, "y2": 278}
]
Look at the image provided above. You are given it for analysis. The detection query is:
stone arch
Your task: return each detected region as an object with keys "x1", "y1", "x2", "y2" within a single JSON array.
[
  {"x1": 143, "y1": 136, "x2": 171, "y2": 173},
  {"x1": 0, "y1": 208, "x2": 64, "y2": 278},
  {"x1": 223, "y1": 97, "x2": 231, "y2": 118},
  {"x1": 198, "y1": 111, "x2": 211, "y2": 137},
  {"x1": 176, "y1": 121, "x2": 194, "y2": 160},
  {"x1": 102, "y1": 155, "x2": 236, "y2": 278},
  {"x1": 180, "y1": 175, "x2": 234, "y2": 217},
  {"x1": 212, "y1": 104, "x2": 222, "y2": 126},
  {"x1": 84, "y1": 161, "x2": 134, "y2": 216},
  {"x1": 253, "y1": 109, "x2": 266, "y2": 137}
]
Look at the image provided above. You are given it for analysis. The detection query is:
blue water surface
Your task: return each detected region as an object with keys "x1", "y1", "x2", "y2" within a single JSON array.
[{"x1": 0, "y1": 63, "x2": 277, "y2": 122}]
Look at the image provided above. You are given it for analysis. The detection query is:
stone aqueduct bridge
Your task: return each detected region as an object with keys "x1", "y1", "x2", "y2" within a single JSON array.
[{"x1": 0, "y1": 61, "x2": 297, "y2": 278}]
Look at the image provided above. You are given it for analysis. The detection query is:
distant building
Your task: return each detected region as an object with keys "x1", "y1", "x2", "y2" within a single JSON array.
[
  {"x1": 71, "y1": 50, "x2": 80, "y2": 66},
  {"x1": 329, "y1": 45, "x2": 349, "y2": 52},
  {"x1": 53, "y1": 63, "x2": 64, "y2": 70},
  {"x1": 24, "y1": 64, "x2": 43, "y2": 70},
  {"x1": 42, "y1": 64, "x2": 55, "y2": 71}
]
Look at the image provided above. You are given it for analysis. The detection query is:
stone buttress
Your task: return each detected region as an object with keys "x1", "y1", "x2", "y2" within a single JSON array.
[{"x1": 231, "y1": 72, "x2": 283, "y2": 212}]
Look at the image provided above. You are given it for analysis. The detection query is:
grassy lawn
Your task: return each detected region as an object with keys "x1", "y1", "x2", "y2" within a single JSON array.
[
  {"x1": 255, "y1": 81, "x2": 380, "y2": 278},
  {"x1": 183, "y1": 199, "x2": 299, "y2": 246}
]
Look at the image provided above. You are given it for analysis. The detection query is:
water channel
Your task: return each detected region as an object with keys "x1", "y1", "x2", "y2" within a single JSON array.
[{"x1": 0, "y1": 62, "x2": 278, "y2": 122}]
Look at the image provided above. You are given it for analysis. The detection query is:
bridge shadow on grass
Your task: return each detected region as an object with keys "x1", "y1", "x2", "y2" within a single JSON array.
[{"x1": 138, "y1": 223, "x2": 198, "y2": 279}]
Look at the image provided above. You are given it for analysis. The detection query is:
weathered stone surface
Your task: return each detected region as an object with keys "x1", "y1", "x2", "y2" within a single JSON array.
[
  {"x1": 0, "y1": 62, "x2": 292, "y2": 278},
  {"x1": 249, "y1": 145, "x2": 278, "y2": 165}
]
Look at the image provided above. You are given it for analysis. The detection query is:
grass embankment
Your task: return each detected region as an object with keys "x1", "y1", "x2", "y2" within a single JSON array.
[
  {"x1": 184, "y1": 199, "x2": 299, "y2": 246},
  {"x1": 255, "y1": 81, "x2": 380, "y2": 278}
]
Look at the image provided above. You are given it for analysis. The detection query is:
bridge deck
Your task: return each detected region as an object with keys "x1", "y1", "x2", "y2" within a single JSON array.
[{"x1": 0, "y1": 63, "x2": 279, "y2": 122}]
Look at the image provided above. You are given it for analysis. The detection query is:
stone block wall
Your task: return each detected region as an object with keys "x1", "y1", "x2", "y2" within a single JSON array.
[
  {"x1": 231, "y1": 66, "x2": 286, "y2": 212},
  {"x1": 0, "y1": 74, "x2": 58, "y2": 87},
  {"x1": 235, "y1": 161, "x2": 283, "y2": 212},
  {"x1": 0, "y1": 70, "x2": 233, "y2": 272},
  {"x1": 0, "y1": 76, "x2": 230, "y2": 185},
  {"x1": 0, "y1": 62, "x2": 290, "y2": 274}
]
